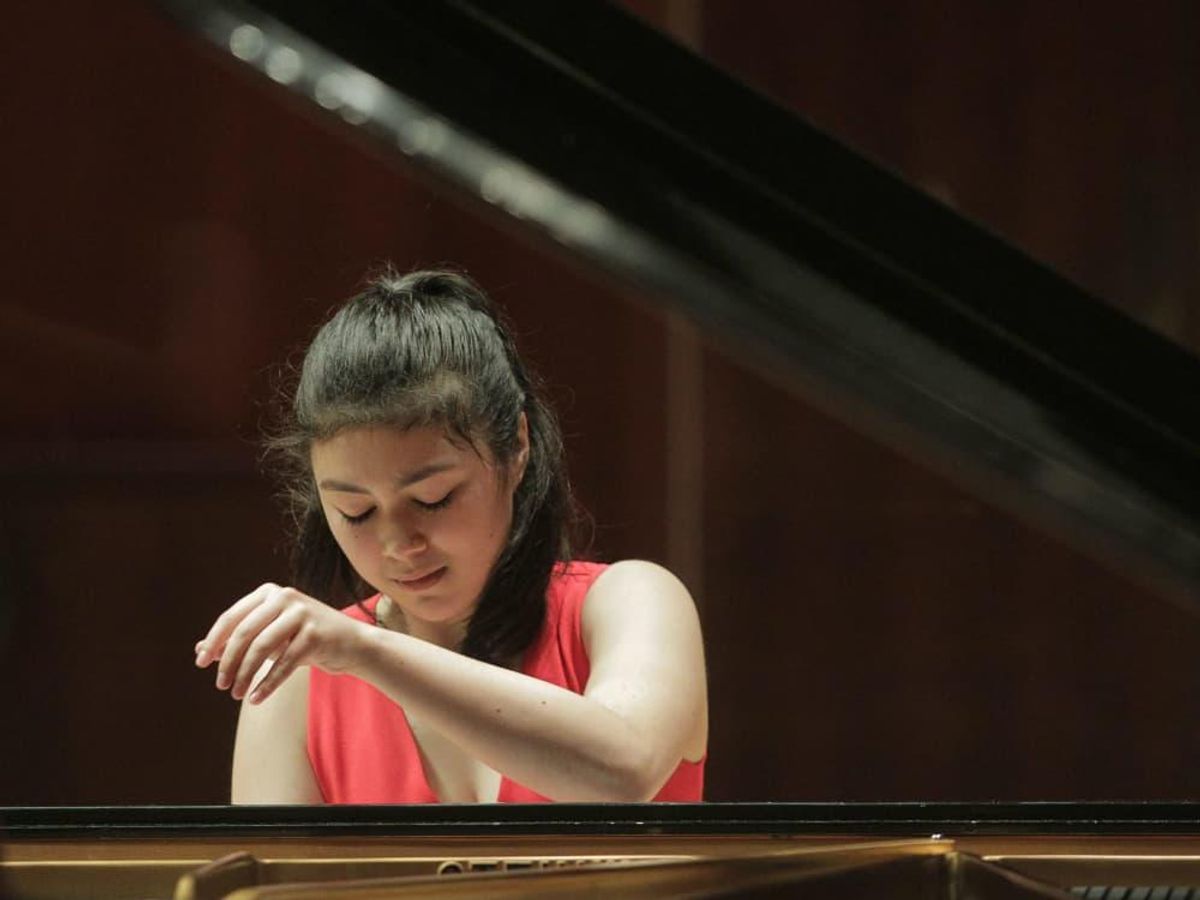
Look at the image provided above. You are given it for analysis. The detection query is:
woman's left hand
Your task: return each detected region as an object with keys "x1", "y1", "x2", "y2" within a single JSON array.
[{"x1": 194, "y1": 583, "x2": 369, "y2": 705}]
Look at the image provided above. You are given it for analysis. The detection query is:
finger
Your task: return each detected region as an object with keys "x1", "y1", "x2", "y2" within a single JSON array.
[
  {"x1": 247, "y1": 632, "x2": 308, "y2": 705},
  {"x1": 194, "y1": 639, "x2": 224, "y2": 667},
  {"x1": 216, "y1": 593, "x2": 291, "y2": 691},
  {"x1": 197, "y1": 584, "x2": 276, "y2": 666},
  {"x1": 246, "y1": 639, "x2": 290, "y2": 701},
  {"x1": 237, "y1": 647, "x2": 286, "y2": 704},
  {"x1": 230, "y1": 609, "x2": 304, "y2": 700}
]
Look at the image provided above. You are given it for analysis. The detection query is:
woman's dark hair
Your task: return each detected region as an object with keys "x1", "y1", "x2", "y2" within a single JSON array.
[{"x1": 266, "y1": 268, "x2": 579, "y2": 666}]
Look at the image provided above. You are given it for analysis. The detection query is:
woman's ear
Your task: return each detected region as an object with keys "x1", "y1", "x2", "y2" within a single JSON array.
[{"x1": 514, "y1": 412, "x2": 530, "y2": 482}]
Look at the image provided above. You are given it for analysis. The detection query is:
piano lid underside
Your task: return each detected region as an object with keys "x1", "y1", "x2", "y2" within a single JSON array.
[{"x1": 156, "y1": 0, "x2": 1200, "y2": 608}]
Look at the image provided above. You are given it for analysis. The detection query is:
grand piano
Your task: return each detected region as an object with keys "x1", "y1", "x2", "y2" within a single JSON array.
[
  {"x1": 3, "y1": 1, "x2": 1199, "y2": 897},
  {"x1": 5, "y1": 802, "x2": 1200, "y2": 897}
]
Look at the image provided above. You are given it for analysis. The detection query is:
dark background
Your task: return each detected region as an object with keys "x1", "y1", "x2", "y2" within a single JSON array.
[{"x1": 0, "y1": 0, "x2": 1197, "y2": 803}]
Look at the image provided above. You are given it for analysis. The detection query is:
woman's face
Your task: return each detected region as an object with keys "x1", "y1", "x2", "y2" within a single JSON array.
[{"x1": 310, "y1": 423, "x2": 526, "y2": 646}]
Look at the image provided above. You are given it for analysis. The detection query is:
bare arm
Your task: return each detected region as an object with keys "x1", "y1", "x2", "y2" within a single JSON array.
[
  {"x1": 230, "y1": 667, "x2": 322, "y2": 804},
  {"x1": 352, "y1": 561, "x2": 705, "y2": 800},
  {"x1": 199, "y1": 560, "x2": 707, "y2": 802}
]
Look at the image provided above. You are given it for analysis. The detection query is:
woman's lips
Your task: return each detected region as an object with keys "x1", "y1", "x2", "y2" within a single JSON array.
[{"x1": 395, "y1": 566, "x2": 446, "y2": 591}]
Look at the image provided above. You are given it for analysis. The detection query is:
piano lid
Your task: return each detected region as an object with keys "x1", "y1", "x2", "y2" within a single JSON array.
[{"x1": 158, "y1": 0, "x2": 1200, "y2": 606}]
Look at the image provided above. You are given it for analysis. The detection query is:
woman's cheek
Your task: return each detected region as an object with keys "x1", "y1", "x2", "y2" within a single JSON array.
[{"x1": 334, "y1": 524, "x2": 373, "y2": 567}]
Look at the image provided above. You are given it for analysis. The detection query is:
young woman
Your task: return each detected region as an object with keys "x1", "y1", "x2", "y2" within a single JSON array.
[{"x1": 194, "y1": 269, "x2": 708, "y2": 803}]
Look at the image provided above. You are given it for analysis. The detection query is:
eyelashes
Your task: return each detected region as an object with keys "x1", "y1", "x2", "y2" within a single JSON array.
[
  {"x1": 415, "y1": 491, "x2": 455, "y2": 512},
  {"x1": 337, "y1": 490, "x2": 457, "y2": 526}
]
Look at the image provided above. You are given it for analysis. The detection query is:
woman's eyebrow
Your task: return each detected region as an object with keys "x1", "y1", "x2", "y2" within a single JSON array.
[
  {"x1": 317, "y1": 462, "x2": 457, "y2": 494},
  {"x1": 317, "y1": 479, "x2": 369, "y2": 493},
  {"x1": 395, "y1": 461, "x2": 456, "y2": 488}
]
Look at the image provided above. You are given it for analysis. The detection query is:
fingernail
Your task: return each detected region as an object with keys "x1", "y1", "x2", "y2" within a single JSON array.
[
  {"x1": 248, "y1": 690, "x2": 262, "y2": 704},
  {"x1": 216, "y1": 672, "x2": 230, "y2": 690},
  {"x1": 195, "y1": 649, "x2": 210, "y2": 667}
]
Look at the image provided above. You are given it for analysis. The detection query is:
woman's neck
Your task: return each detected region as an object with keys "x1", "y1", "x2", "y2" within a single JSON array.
[{"x1": 376, "y1": 594, "x2": 467, "y2": 650}]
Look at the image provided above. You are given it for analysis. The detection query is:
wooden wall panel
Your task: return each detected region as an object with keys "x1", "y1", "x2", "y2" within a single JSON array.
[
  {"x1": 0, "y1": 472, "x2": 276, "y2": 803},
  {"x1": 698, "y1": 348, "x2": 1200, "y2": 801}
]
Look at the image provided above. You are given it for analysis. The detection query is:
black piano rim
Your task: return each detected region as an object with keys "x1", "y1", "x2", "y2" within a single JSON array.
[{"x1": 4, "y1": 802, "x2": 1200, "y2": 838}]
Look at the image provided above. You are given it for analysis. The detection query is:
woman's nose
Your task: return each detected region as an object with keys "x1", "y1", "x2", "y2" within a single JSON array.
[{"x1": 380, "y1": 519, "x2": 427, "y2": 560}]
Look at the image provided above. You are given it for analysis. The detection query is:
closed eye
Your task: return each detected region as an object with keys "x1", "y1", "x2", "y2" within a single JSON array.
[
  {"x1": 339, "y1": 508, "x2": 375, "y2": 526},
  {"x1": 415, "y1": 490, "x2": 456, "y2": 512}
]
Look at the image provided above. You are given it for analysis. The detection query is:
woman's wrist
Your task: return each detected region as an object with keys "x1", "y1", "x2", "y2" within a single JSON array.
[{"x1": 346, "y1": 616, "x2": 413, "y2": 684}]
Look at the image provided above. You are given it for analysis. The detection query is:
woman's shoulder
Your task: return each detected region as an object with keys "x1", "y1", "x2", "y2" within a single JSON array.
[
  {"x1": 551, "y1": 558, "x2": 685, "y2": 582},
  {"x1": 578, "y1": 560, "x2": 697, "y2": 630},
  {"x1": 549, "y1": 559, "x2": 687, "y2": 615},
  {"x1": 543, "y1": 560, "x2": 698, "y2": 652},
  {"x1": 545, "y1": 560, "x2": 607, "y2": 619},
  {"x1": 548, "y1": 559, "x2": 694, "y2": 611},
  {"x1": 554, "y1": 559, "x2": 692, "y2": 602},
  {"x1": 584, "y1": 559, "x2": 689, "y2": 595}
]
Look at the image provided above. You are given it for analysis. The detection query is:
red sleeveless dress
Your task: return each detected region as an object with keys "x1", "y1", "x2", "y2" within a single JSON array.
[{"x1": 307, "y1": 561, "x2": 705, "y2": 803}]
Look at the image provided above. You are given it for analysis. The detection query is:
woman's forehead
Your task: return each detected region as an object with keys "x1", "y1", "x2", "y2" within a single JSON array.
[{"x1": 310, "y1": 425, "x2": 488, "y2": 478}]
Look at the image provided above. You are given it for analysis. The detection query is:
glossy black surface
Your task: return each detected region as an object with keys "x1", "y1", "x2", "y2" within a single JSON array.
[
  {"x1": 4, "y1": 803, "x2": 1200, "y2": 837},
  {"x1": 158, "y1": 0, "x2": 1200, "y2": 605}
]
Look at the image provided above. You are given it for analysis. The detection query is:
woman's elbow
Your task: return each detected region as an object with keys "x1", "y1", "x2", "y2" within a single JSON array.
[{"x1": 598, "y1": 745, "x2": 668, "y2": 802}]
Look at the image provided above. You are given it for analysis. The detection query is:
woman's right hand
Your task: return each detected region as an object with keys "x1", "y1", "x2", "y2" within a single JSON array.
[{"x1": 194, "y1": 583, "x2": 370, "y2": 706}]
